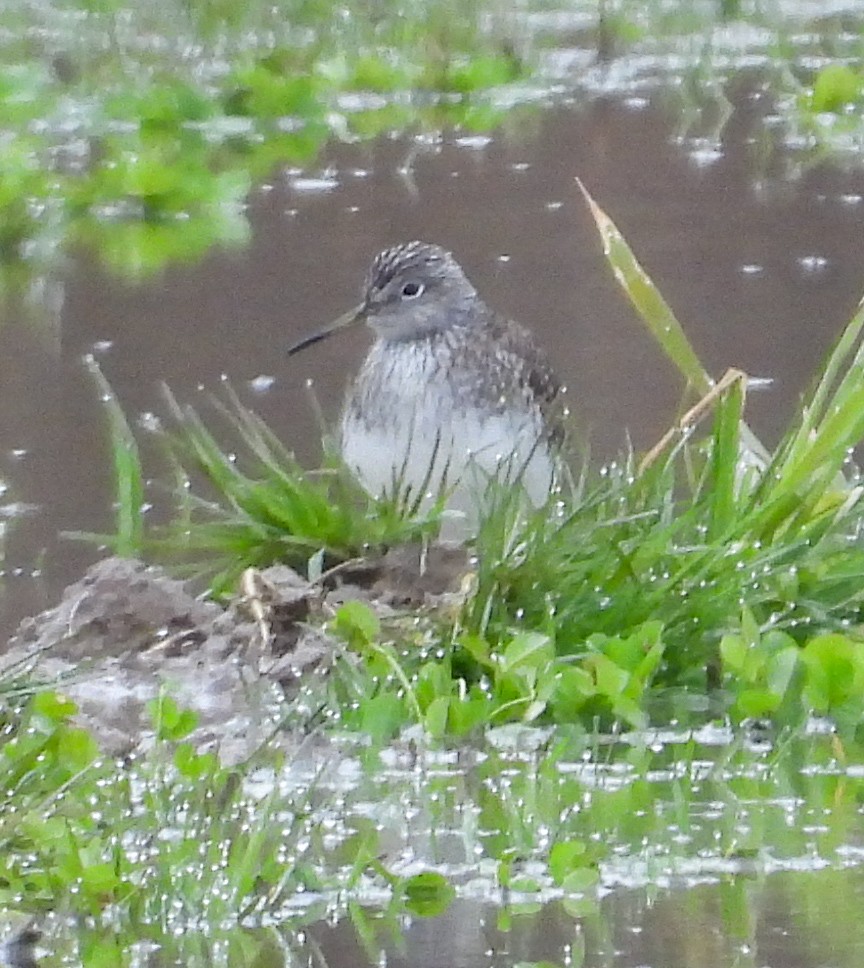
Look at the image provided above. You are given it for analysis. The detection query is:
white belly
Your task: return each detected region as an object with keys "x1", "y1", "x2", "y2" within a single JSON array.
[{"x1": 341, "y1": 390, "x2": 555, "y2": 535}]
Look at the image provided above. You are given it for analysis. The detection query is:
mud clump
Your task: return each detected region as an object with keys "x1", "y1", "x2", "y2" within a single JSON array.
[
  {"x1": 4, "y1": 557, "x2": 330, "y2": 762},
  {"x1": 2, "y1": 546, "x2": 470, "y2": 760}
]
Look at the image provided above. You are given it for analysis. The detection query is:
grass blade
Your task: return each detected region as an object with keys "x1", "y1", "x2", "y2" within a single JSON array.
[
  {"x1": 707, "y1": 372, "x2": 745, "y2": 539},
  {"x1": 577, "y1": 179, "x2": 770, "y2": 469},
  {"x1": 83, "y1": 355, "x2": 143, "y2": 556},
  {"x1": 576, "y1": 178, "x2": 711, "y2": 393}
]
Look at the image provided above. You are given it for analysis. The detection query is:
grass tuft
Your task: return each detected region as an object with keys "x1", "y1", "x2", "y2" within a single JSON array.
[{"x1": 141, "y1": 383, "x2": 443, "y2": 595}]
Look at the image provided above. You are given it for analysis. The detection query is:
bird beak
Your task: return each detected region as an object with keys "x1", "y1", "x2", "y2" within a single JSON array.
[{"x1": 287, "y1": 304, "x2": 366, "y2": 356}]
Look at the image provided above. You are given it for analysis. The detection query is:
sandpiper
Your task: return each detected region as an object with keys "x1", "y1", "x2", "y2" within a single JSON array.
[{"x1": 288, "y1": 241, "x2": 567, "y2": 531}]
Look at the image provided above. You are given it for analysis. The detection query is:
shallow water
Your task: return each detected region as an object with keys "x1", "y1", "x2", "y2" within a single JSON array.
[
  {"x1": 34, "y1": 879, "x2": 864, "y2": 967},
  {"x1": 18, "y1": 725, "x2": 864, "y2": 967},
  {"x1": 307, "y1": 876, "x2": 864, "y2": 968}
]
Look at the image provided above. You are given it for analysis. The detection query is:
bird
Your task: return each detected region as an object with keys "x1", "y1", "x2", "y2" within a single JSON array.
[{"x1": 288, "y1": 241, "x2": 567, "y2": 535}]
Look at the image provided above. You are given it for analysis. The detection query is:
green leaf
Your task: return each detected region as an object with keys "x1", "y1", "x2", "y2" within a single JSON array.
[
  {"x1": 444, "y1": 54, "x2": 520, "y2": 92},
  {"x1": 801, "y1": 634, "x2": 862, "y2": 712},
  {"x1": 811, "y1": 64, "x2": 862, "y2": 113},
  {"x1": 459, "y1": 633, "x2": 492, "y2": 667},
  {"x1": 550, "y1": 667, "x2": 594, "y2": 721},
  {"x1": 402, "y1": 871, "x2": 455, "y2": 917},
  {"x1": 81, "y1": 862, "x2": 121, "y2": 897},
  {"x1": 523, "y1": 699, "x2": 547, "y2": 722},
  {"x1": 549, "y1": 839, "x2": 588, "y2": 885},
  {"x1": 720, "y1": 633, "x2": 748, "y2": 677},
  {"x1": 350, "y1": 55, "x2": 411, "y2": 92},
  {"x1": 447, "y1": 689, "x2": 492, "y2": 735},
  {"x1": 500, "y1": 632, "x2": 554, "y2": 674},
  {"x1": 174, "y1": 742, "x2": 218, "y2": 778},
  {"x1": 509, "y1": 876, "x2": 542, "y2": 892},
  {"x1": 589, "y1": 655, "x2": 629, "y2": 697},
  {"x1": 424, "y1": 696, "x2": 450, "y2": 738},
  {"x1": 577, "y1": 180, "x2": 710, "y2": 393},
  {"x1": 559, "y1": 866, "x2": 600, "y2": 894},
  {"x1": 147, "y1": 694, "x2": 199, "y2": 741},
  {"x1": 31, "y1": 691, "x2": 77, "y2": 728},
  {"x1": 85, "y1": 355, "x2": 143, "y2": 558},
  {"x1": 56, "y1": 727, "x2": 99, "y2": 773},
  {"x1": 766, "y1": 645, "x2": 800, "y2": 699},
  {"x1": 735, "y1": 688, "x2": 780, "y2": 719},
  {"x1": 708, "y1": 375, "x2": 745, "y2": 539},
  {"x1": 334, "y1": 601, "x2": 381, "y2": 646},
  {"x1": 359, "y1": 692, "x2": 403, "y2": 743}
]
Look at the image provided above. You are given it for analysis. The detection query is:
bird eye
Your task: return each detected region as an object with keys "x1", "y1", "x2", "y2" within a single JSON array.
[{"x1": 400, "y1": 281, "x2": 424, "y2": 299}]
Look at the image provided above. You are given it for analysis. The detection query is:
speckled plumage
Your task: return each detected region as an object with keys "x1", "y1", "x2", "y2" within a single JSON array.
[
  {"x1": 344, "y1": 304, "x2": 564, "y2": 443},
  {"x1": 294, "y1": 241, "x2": 567, "y2": 532}
]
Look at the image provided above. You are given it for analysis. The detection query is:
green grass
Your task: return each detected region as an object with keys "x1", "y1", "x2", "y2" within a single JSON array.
[{"x1": 154, "y1": 382, "x2": 447, "y2": 595}]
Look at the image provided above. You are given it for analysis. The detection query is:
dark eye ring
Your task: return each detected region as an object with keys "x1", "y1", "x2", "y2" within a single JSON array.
[{"x1": 401, "y1": 281, "x2": 424, "y2": 299}]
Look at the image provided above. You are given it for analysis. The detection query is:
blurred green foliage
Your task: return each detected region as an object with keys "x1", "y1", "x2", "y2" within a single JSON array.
[
  {"x1": 0, "y1": 0, "x2": 528, "y2": 293},
  {"x1": 0, "y1": 0, "x2": 864, "y2": 298}
]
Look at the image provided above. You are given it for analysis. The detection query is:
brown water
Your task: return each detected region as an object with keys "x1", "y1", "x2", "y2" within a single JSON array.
[
  {"x1": 305, "y1": 872, "x2": 864, "y2": 968},
  {"x1": 6, "y1": 26, "x2": 864, "y2": 962},
  {"x1": 36, "y1": 865, "x2": 864, "y2": 967},
  {"x1": 3, "y1": 89, "x2": 864, "y2": 637}
]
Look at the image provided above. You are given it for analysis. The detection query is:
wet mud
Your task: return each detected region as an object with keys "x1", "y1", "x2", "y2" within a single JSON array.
[{"x1": 2, "y1": 546, "x2": 469, "y2": 760}]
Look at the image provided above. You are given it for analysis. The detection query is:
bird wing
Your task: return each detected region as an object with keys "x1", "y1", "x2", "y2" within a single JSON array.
[{"x1": 485, "y1": 311, "x2": 567, "y2": 444}]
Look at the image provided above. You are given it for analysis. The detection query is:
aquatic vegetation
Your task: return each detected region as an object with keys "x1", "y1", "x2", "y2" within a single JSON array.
[
  {"x1": 6, "y1": 3, "x2": 864, "y2": 957},
  {"x1": 5, "y1": 683, "x2": 864, "y2": 956},
  {"x1": 0, "y1": 0, "x2": 530, "y2": 292}
]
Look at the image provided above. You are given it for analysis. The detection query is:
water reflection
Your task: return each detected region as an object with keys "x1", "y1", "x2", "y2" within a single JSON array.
[
  {"x1": 16, "y1": 869, "x2": 864, "y2": 968},
  {"x1": 1, "y1": 713, "x2": 863, "y2": 966},
  {"x1": 310, "y1": 878, "x2": 864, "y2": 968}
]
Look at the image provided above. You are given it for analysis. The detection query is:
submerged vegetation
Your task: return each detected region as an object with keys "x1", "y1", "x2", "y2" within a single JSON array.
[
  {"x1": 5, "y1": 683, "x2": 864, "y2": 959},
  {"x1": 2, "y1": 0, "x2": 864, "y2": 297}
]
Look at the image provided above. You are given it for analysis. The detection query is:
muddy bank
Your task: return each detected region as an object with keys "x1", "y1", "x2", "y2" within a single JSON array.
[{"x1": 2, "y1": 548, "x2": 469, "y2": 762}]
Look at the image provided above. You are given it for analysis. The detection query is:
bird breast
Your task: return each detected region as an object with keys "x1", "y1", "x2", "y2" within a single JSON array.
[{"x1": 339, "y1": 337, "x2": 556, "y2": 525}]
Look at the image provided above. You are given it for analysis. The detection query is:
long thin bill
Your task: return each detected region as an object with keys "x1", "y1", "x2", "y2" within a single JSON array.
[{"x1": 287, "y1": 305, "x2": 365, "y2": 356}]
